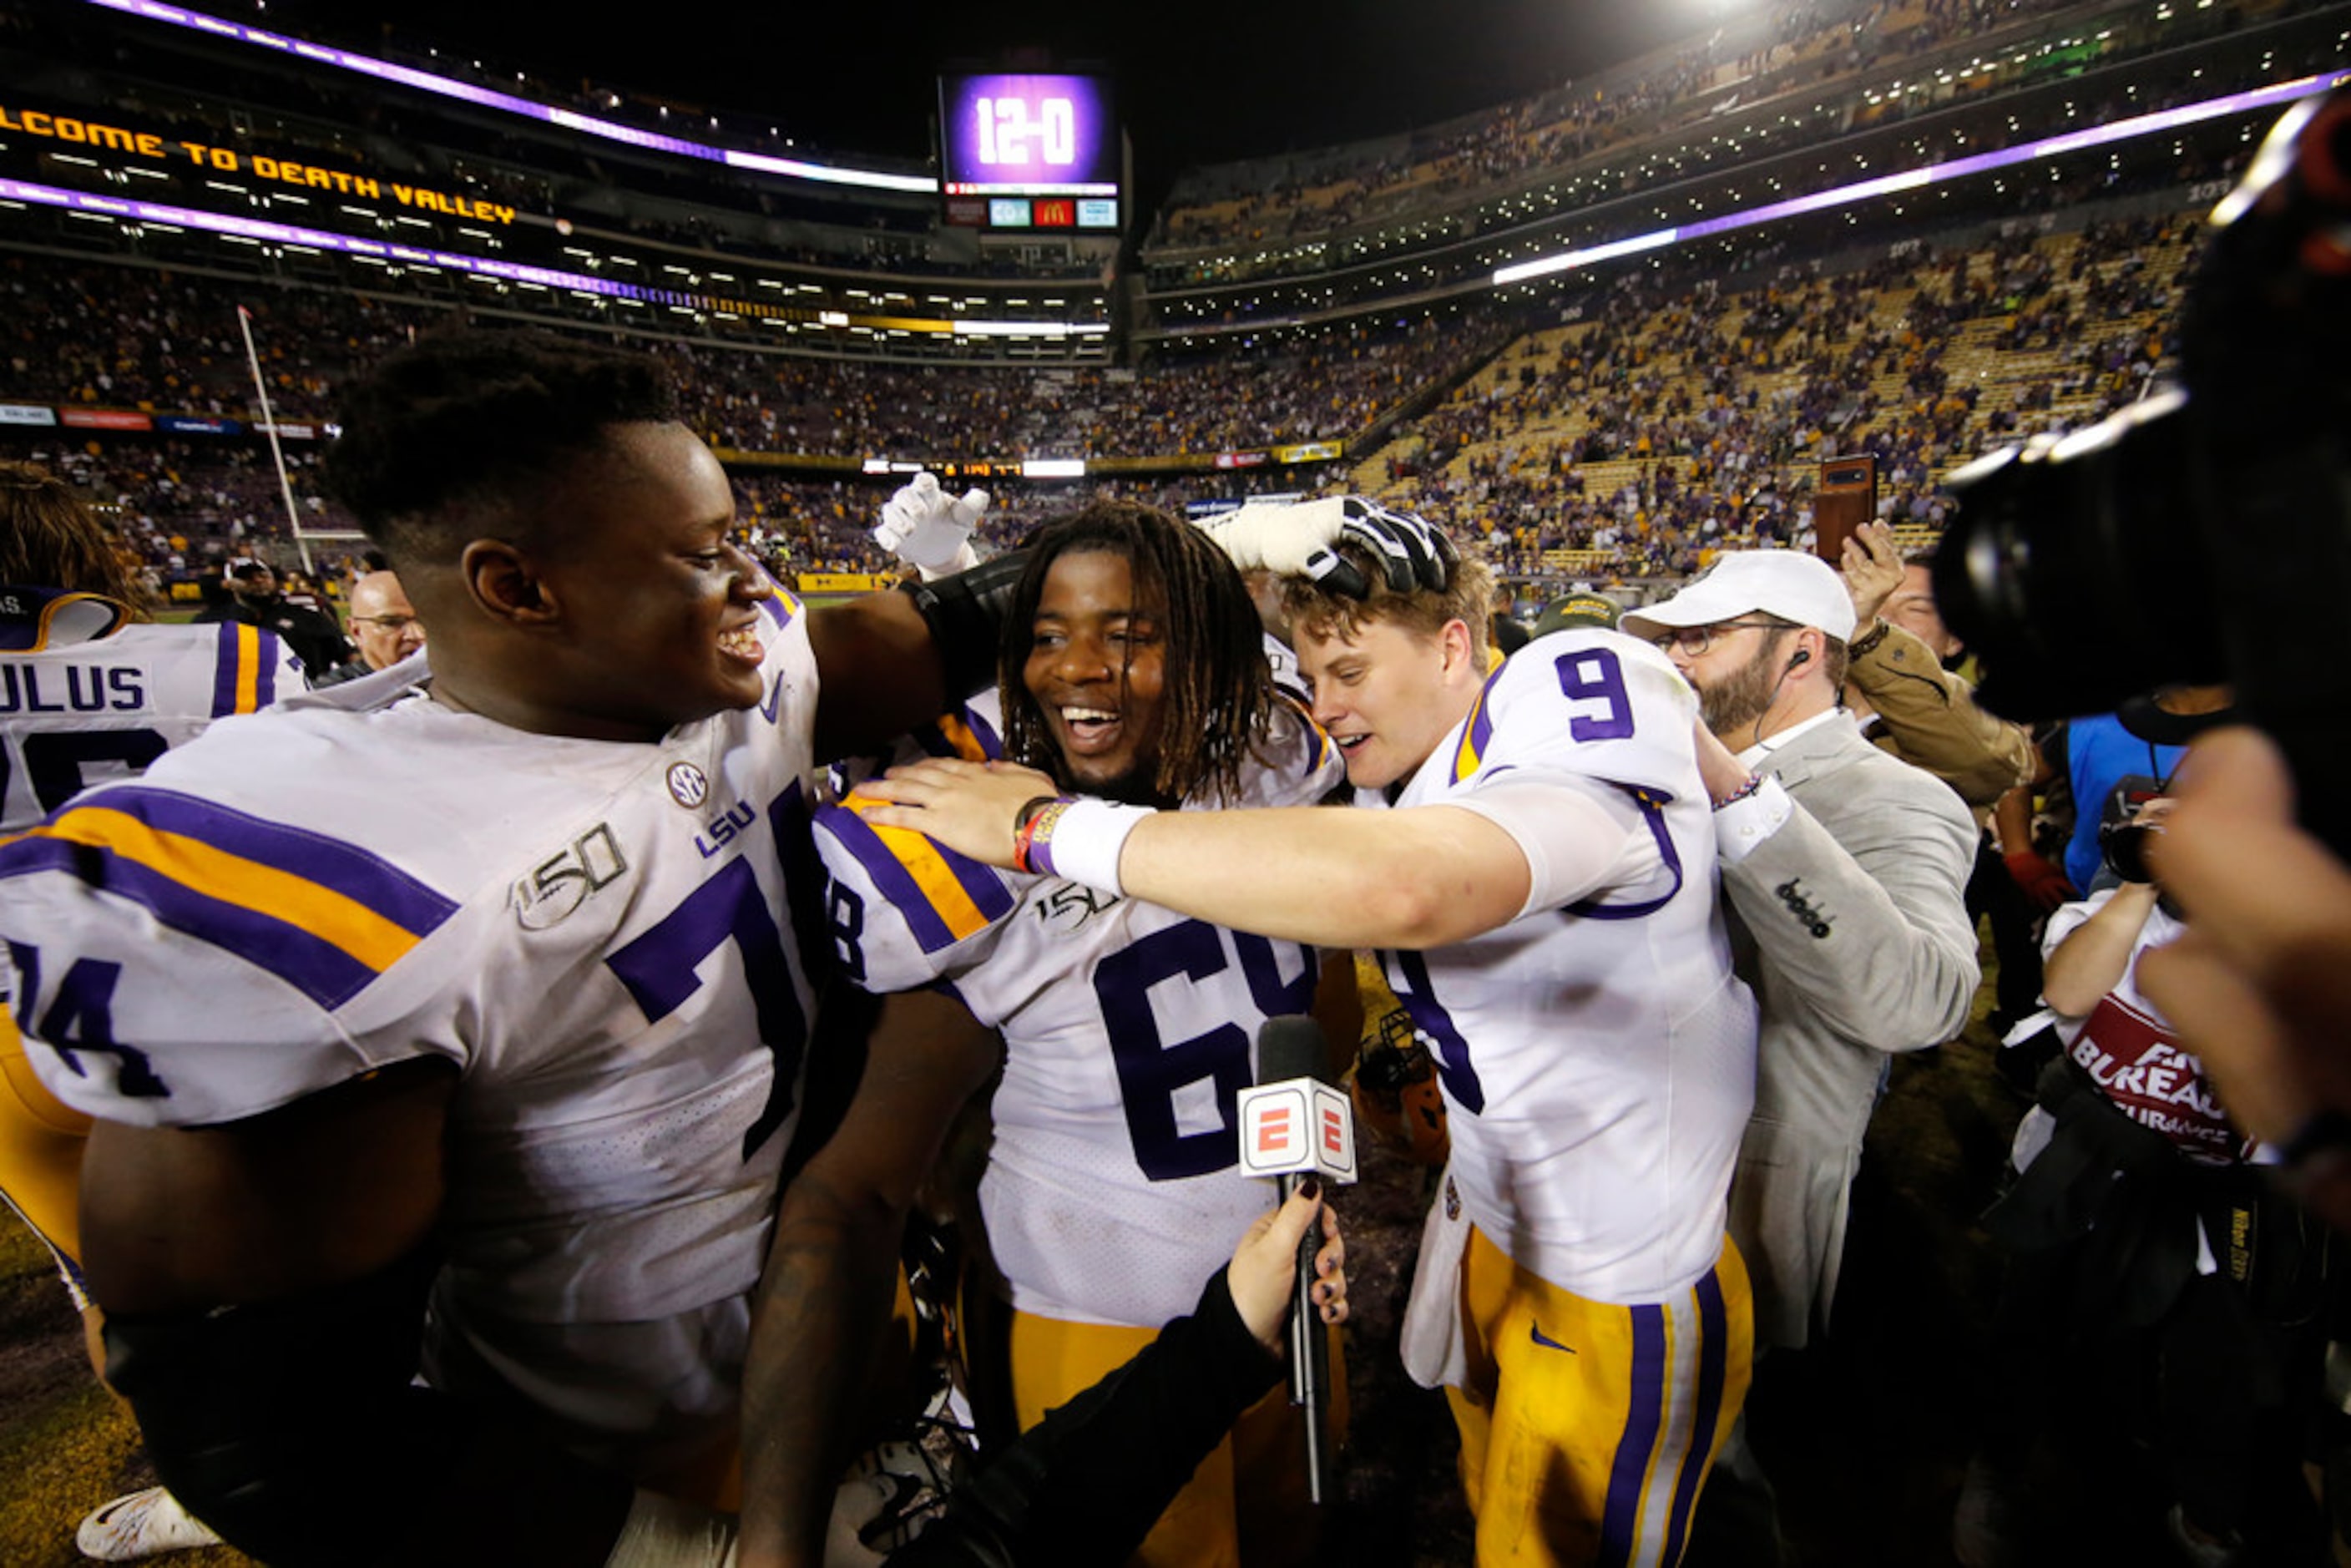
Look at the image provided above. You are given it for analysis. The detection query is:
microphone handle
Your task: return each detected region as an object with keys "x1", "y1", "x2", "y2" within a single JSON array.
[{"x1": 1279, "y1": 1172, "x2": 1329, "y2": 1505}]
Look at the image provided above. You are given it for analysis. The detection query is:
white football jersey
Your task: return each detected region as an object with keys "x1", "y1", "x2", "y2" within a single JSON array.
[
  {"x1": 1384, "y1": 629, "x2": 1757, "y2": 1302},
  {"x1": 0, "y1": 587, "x2": 825, "y2": 1474},
  {"x1": 0, "y1": 591, "x2": 301, "y2": 831},
  {"x1": 817, "y1": 686, "x2": 1342, "y2": 1328}
]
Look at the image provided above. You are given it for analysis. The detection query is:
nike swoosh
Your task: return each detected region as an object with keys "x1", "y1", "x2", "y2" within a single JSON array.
[{"x1": 1530, "y1": 1324, "x2": 1577, "y2": 1354}]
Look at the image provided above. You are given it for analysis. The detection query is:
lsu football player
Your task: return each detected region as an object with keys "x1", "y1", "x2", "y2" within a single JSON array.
[
  {"x1": 0, "y1": 460, "x2": 302, "y2": 1561},
  {"x1": 861, "y1": 513, "x2": 1760, "y2": 1568},
  {"x1": 751, "y1": 497, "x2": 1347, "y2": 1568}
]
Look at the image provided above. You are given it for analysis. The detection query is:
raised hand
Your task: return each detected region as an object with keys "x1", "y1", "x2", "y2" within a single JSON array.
[
  {"x1": 1202, "y1": 496, "x2": 1454, "y2": 597},
  {"x1": 873, "y1": 471, "x2": 988, "y2": 576}
]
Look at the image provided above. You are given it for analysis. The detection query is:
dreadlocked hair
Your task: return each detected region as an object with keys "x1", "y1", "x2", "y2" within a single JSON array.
[
  {"x1": 0, "y1": 461, "x2": 157, "y2": 617},
  {"x1": 1280, "y1": 539, "x2": 1493, "y2": 664},
  {"x1": 999, "y1": 500, "x2": 1272, "y2": 807}
]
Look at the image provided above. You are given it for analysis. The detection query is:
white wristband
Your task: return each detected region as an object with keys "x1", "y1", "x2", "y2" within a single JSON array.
[{"x1": 1024, "y1": 797, "x2": 1150, "y2": 895}]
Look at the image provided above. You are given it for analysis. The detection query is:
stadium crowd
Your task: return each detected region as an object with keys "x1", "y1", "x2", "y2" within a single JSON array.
[
  {"x1": 0, "y1": 262, "x2": 1472, "y2": 464},
  {"x1": 1377, "y1": 214, "x2": 2192, "y2": 577},
  {"x1": 0, "y1": 210, "x2": 2197, "y2": 601}
]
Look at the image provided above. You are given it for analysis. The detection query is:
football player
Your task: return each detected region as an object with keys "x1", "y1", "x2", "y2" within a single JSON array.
[
  {"x1": 0, "y1": 462, "x2": 301, "y2": 835},
  {"x1": 746, "y1": 498, "x2": 1347, "y2": 1568},
  {"x1": 0, "y1": 459, "x2": 301, "y2": 1562},
  {"x1": 0, "y1": 332, "x2": 1007, "y2": 1565},
  {"x1": 0, "y1": 336, "x2": 1425, "y2": 1568},
  {"x1": 860, "y1": 516, "x2": 1761, "y2": 1568}
]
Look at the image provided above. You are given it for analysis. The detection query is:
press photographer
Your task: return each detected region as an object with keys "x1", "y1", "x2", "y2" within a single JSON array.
[
  {"x1": 1960, "y1": 796, "x2": 2337, "y2": 1565},
  {"x1": 1931, "y1": 89, "x2": 2351, "y2": 1234}
]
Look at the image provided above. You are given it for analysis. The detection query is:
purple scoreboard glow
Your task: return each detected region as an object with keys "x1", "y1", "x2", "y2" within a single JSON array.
[{"x1": 938, "y1": 73, "x2": 1119, "y2": 203}]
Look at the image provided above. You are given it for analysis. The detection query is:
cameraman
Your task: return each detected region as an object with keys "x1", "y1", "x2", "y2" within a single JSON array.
[{"x1": 1961, "y1": 793, "x2": 2333, "y2": 1565}]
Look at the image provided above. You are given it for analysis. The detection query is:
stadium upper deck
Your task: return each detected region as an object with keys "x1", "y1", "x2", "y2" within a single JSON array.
[
  {"x1": 0, "y1": 0, "x2": 2333, "y2": 554},
  {"x1": 0, "y1": 0, "x2": 1116, "y2": 363},
  {"x1": 1137, "y1": 0, "x2": 2347, "y2": 341},
  {"x1": 2, "y1": 0, "x2": 2337, "y2": 367}
]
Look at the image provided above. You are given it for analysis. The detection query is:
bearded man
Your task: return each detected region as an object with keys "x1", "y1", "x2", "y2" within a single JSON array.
[{"x1": 1623, "y1": 551, "x2": 1979, "y2": 1356}]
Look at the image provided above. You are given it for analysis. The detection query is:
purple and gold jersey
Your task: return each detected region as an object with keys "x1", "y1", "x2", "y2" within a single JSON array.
[
  {"x1": 0, "y1": 592, "x2": 300, "y2": 832},
  {"x1": 0, "y1": 594, "x2": 300, "y2": 1292},
  {"x1": 817, "y1": 685, "x2": 1342, "y2": 1328},
  {"x1": 0, "y1": 585, "x2": 824, "y2": 1479},
  {"x1": 1386, "y1": 628, "x2": 1757, "y2": 1302}
]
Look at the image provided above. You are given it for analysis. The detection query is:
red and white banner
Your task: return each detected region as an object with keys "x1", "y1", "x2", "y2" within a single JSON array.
[{"x1": 59, "y1": 407, "x2": 152, "y2": 431}]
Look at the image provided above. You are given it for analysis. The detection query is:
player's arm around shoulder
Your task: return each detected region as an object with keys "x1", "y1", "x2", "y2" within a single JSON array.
[
  {"x1": 857, "y1": 640, "x2": 1685, "y2": 949},
  {"x1": 1116, "y1": 798, "x2": 1535, "y2": 950},
  {"x1": 803, "y1": 583, "x2": 953, "y2": 766},
  {"x1": 1124, "y1": 631, "x2": 1686, "y2": 946},
  {"x1": 1720, "y1": 746, "x2": 1981, "y2": 1052}
]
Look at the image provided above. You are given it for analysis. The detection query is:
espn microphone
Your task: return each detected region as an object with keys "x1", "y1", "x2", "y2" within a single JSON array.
[{"x1": 1245, "y1": 1014, "x2": 1358, "y2": 1505}]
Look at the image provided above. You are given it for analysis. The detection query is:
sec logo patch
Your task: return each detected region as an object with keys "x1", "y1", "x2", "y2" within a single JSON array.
[{"x1": 665, "y1": 761, "x2": 710, "y2": 809}]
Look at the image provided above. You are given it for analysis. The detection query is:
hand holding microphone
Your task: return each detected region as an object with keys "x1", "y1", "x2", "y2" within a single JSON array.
[
  {"x1": 1245, "y1": 1014, "x2": 1359, "y2": 1505},
  {"x1": 1228, "y1": 1184, "x2": 1348, "y2": 1354}
]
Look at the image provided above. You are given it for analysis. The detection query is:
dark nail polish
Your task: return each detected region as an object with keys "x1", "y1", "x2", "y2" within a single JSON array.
[{"x1": 1298, "y1": 1176, "x2": 1320, "y2": 1201}]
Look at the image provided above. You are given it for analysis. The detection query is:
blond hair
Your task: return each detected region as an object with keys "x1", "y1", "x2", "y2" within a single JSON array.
[
  {"x1": 1279, "y1": 541, "x2": 1494, "y2": 664},
  {"x1": 0, "y1": 462, "x2": 154, "y2": 616}
]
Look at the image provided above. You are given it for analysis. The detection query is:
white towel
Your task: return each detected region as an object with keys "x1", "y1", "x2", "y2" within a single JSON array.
[{"x1": 1399, "y1": 1168, "x2": 1474, "y2": 1390}]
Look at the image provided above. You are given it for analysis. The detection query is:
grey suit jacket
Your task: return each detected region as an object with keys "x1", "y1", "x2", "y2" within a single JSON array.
[{"x1": 1719, "y1": 713, "x2": 1979, "y2": 1349}]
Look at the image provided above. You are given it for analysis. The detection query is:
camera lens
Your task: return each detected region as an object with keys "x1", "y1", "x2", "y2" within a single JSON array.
[
  {"x1": 2100, "y1": 820, "x2": 2161, "y2": 886},
  {"x1": 1930, "y1": 390, "x2": 2227, "y2": 725}
]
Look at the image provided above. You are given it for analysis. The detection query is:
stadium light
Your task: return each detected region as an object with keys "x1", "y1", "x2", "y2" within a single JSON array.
[{"x1": 1493, "y1": 68, "x2": 2351, "y2": 288}]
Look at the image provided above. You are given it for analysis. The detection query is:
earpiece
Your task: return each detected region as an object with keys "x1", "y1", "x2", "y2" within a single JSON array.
[{"x1": 1786, "y1": 648, "x2": 1811, "y2": 671}]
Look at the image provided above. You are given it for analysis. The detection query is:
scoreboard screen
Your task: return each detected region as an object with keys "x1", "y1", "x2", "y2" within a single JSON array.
[{"x1": 938, "y1": 72, "x2": 1120, "y2": 231}]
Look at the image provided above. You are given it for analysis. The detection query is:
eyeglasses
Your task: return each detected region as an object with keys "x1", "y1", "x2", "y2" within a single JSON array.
[
  {"x1": 350, "y1": 614, "x2": 420, "y2": 633},
  {"x1": 1648, "y1": 619, "x2": 1784, "y2": 657}
]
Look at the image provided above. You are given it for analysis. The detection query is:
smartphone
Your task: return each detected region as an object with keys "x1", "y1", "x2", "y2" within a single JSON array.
[{"x1": 1814, "y1": 455, "x2": 1877, "y2": 563}]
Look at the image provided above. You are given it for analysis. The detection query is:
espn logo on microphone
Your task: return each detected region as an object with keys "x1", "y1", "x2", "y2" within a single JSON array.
[{"x1": 1236, "y1": 1081, "x2": 1358, "y2": 1183}]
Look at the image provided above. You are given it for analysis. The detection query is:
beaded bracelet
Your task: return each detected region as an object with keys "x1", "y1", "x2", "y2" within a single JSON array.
[{"x1": 1711, "y1": 774, "x2": 1764, "y2": 812}]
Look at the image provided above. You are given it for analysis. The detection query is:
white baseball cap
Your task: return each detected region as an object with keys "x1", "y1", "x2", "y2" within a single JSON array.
[{"x1": 1620, "y1": 550, "x2": 1857, "y2": 644}]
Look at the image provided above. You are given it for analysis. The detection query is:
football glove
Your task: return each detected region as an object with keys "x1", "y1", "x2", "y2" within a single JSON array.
[
  {"x1": 1202, "y1": 496, "x2": 1456, "y2": 598},
  {"x1": 875, "y1": 471, "x2": 988, "y2": 577}
]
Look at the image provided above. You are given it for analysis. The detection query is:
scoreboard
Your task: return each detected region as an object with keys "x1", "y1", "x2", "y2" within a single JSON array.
[{"x1": 938, "y1": 72, "x2": 1122, "y2": 235}]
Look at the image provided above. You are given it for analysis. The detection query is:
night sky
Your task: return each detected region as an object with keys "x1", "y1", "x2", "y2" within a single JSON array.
[{"x1": 305, "y1": 0, "x2": 1729, "y2": 208}]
